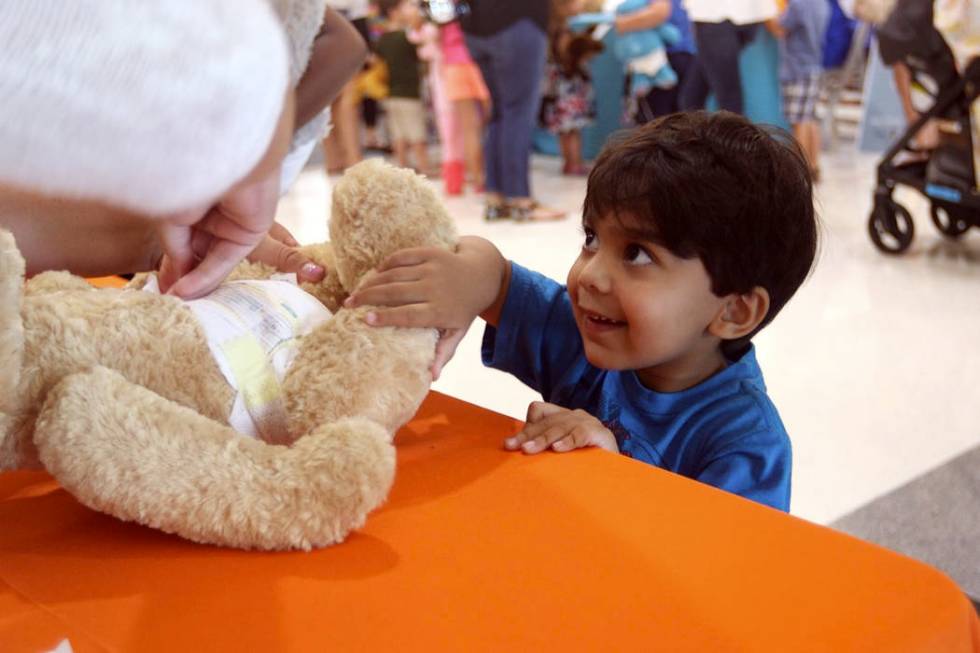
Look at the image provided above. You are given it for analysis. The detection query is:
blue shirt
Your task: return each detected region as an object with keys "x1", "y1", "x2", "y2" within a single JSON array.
[
  {"x1": 779, "y1": 0, "x2": 831, "y2": 81},
  {"x1": 665, "y1": 0, "x2": 697, "y2": 54},
  {"x1": 482, "y1": 263, "x2": 792, "y2": 511}
]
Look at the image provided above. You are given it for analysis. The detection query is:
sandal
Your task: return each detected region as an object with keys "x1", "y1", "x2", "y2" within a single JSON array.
[
  {"x1": 510, "y1": 200, "x2": 567, "y2": 222},
  {"x1": 484, "y1": 203, "x2": 510, "y2": 222}
]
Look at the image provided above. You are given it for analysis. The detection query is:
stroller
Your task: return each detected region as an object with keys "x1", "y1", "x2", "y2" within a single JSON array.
[{"x1": 868, "y1": 0, "x2": 980, "y2": 254}]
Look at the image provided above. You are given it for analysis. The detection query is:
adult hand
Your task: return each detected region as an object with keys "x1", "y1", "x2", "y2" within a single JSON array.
[
  {"x1": 156, "y1": 166, "x2": 282, "y2": 299},
  {"x1": 248, "y1": 222, "x2": 326, "y2": 283},
  {"x1": 504, "y1": 401, "x2": 619, "y2": 454}
]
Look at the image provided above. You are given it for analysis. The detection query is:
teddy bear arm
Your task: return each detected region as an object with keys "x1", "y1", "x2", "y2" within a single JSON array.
[
  {"x1": 24, "y1": 270, "x2": 95, "y2": 296},
  {"x1": 283, "y1": 309, "x2": 437, "y2": 439}
]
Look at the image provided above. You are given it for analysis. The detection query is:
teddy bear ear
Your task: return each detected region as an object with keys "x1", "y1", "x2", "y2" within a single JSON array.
[{"x1": 328, "y1": 159, "x2": 459, "y2": 291}]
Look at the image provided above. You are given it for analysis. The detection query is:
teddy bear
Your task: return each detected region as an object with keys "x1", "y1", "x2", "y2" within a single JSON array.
[
  {"x1": 569, "y1": 0, "x2": 682, "y2": 96},
  {"x1": 0, "y1": 158, "x2": 457, "y2": 551}
]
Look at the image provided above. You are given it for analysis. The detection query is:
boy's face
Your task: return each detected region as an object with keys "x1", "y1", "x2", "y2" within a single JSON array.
[{"x1": 567, "y1": 213, "x2": 729, "y2": 391}]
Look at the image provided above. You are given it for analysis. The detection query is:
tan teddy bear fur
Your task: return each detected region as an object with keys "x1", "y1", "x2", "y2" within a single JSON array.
[{"x1": 0, "y1": 159, "x2": 457, "y2": 550}]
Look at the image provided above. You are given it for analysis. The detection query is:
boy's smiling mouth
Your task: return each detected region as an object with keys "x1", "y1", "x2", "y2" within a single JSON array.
[{"x1": 579, "y1": 306, "x2": 627, "y2": 333}]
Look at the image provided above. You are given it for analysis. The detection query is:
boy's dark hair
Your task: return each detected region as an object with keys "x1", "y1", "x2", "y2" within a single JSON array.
[{"x1": 584, "y1": 110, "x2": 818, "y2": 357}]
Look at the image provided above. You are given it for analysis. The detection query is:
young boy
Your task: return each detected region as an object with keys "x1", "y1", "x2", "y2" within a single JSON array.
[
  {"x1": 375, "y1": 0, "x2": 431, "y2": 173},
  {"x1": 767, "y1": 0, "x2": 830, "y2": 181},
  {"x1": 346, "y1": 111, "x2": 818, "y2": 511}
]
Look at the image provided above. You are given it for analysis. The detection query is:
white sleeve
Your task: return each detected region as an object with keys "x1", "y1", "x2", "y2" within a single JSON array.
[{"x1": 0, "y1": 0, "x2": 290, "y2": 215}]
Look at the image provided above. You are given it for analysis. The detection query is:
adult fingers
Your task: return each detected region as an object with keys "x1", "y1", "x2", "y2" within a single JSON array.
[
  {"x1": 155, "y1": 223, "x2": 196, "y2": 293},
  {"x1": 169, "y1": 239, "x2": 253, "y2": 299},
  {"x1": 268, "y1": 221, "x2": 299, "y2": 247},
  {"x1": 249, "y1": 235, "x2": 325, "y2": 282}
]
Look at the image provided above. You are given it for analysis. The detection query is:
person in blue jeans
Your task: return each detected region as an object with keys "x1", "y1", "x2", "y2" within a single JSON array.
[
  {"x1": 614, "y1": 0, "x2": 698, "y2": 123},
  {"x1": 680, "y1": 0, "x2": 778, "y2": 115},
  {"x1": 346, "y1": 111, "x2": 819, "y2": 511},
  {"x1": 462, "y1": 0, "x2": 566, "y2": 222}
]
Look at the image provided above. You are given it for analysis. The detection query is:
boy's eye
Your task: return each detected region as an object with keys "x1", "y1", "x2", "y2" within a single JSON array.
[
  {"x1": 582, "y1": 227, "x2": 598, "y2": 251},
  {"x1": 624, "y1": 243, "x2": 654, "y2": 265}
]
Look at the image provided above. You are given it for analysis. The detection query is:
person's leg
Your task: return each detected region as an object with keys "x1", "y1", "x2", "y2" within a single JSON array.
[
  {"x1": 384, "y1": 99, "x2": 409, "y2": 167},
  {"x1": 454, "y1": 99, "x2": 484, "y2": 189},
  {"x1": 335, "y1": 81, "x2": 363, "y2": 167},
  {"x1": 642, "y1": 52, "x2": 693, "y2": 121},
  {"x1": 362, "y1": 98, "x2": 381, "y2": 149},
  {"x1": 566, "y1": 131, "x2": 584, "y2": 172},
  {"x1": 558, "y1": 129, "x2": 583, "y2": 175},
  {"x1": 412, "y1": 142, "x2": 430, "y2": 173},
  {"x1": 407, "y1": 99, "x2": 430, "y2": 174},
  {"x1": 492, "y1": 20, "x2": 564, "y2": 218},
  {"x1": 792, "y1": 122, "x2": 807, "y2": 157},
  {"x1": 391, "y1": 140, "x2": 407, "y2": 167},
  {"x1": 805, "y1": 121, "x2": 821, "y2": 179},
  {"x1": 679, "y1": 28, "x2": 711, "y2": 111},
  {"x1": 687, "y1": 21, "x2": 745, "y2": 114},
  {"x1": 465, "y1": 32, "x2": 503, "y2": 205},
  {"x1": 558, "y1": 132, "x2": 571, "y2": 172},
  {"x1": 491, "y1": 19, "x2": 546, "y2": 199},
  {"x1": 438, "y1": 70, "x2": 465, "y2": 194}
]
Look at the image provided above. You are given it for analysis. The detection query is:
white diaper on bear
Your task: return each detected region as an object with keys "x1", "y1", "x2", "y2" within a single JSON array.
[{"x1": 143, "y1": 274, "x2": 332, "y2": 442}]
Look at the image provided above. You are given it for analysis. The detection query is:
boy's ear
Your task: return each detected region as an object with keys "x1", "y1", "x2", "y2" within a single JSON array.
[{"x1": 708, "y1": 287, "x2": 770, "y2": 341}]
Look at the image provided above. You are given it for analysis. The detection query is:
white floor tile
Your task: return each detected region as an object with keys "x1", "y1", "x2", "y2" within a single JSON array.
[{"x1": 279, "y1": 146, "x2": 980, "y2": 525}]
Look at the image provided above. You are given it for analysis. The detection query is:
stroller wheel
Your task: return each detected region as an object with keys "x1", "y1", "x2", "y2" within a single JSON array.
[
  {"x1": 868, "y1": 198, "x2": 915, "y2": 254},
  {"x1": 930, "y1": 204, "x2": 971, "y2": 239}
]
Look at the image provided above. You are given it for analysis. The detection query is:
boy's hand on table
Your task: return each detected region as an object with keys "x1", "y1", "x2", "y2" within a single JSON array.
[{"x1": 506, "y1": 402, "x2": 619, "y2": 455}]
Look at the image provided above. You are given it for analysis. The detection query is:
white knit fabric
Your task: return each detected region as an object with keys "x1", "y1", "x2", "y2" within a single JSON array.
[
  {"x1": 683, "y1": 0, "x2": 778, "y2": 24},
  {"x1": 0, "y1": 0, "x2": 290, "y2": 215},
  {"x1": 268, "y1": 0, "x2": 333, "y2": 177}
]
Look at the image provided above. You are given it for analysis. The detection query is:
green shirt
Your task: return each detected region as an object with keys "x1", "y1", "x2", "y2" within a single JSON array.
[{"x1": 376, "y1": 29, "x2": 421, "y2": 99}]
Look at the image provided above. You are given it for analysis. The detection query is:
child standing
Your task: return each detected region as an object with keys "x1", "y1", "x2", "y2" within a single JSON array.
[
  {"x1": 542, "y1": 0, "x2": 603, "y2": 175},
  {"x1": 376, "y1": 0, "x2": 431, "y2": 173},
  {"x1": 768, "y1": 0, "x2": 830, "y2": 181},
  {"x1": 347, "y1": 111, "x2": 819, "y2": 511},
  {"x1": 413, "y1": 11, "x2": 490, "y2": 194},
  {"x1": 440, "y1": 20, "x2": 490, "y2": 192}
]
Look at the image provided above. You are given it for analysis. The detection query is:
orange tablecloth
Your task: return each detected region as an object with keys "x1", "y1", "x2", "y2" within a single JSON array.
[{"x1": 1, "y1": 392, "x2": 978, "y2": 652}]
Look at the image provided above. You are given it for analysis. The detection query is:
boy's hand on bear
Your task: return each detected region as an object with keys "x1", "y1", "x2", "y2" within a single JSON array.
[
  {"x1": 505, "y1": 401, "x2": 619, "y2": 455},
  {"x1": 345, "y1": 235, "x2": 505, "y2": 329}
]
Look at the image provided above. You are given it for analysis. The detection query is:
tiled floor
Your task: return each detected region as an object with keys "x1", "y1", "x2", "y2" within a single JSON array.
[{"x1": 278, "y1": 144, "x2": 980, "y2": 526}]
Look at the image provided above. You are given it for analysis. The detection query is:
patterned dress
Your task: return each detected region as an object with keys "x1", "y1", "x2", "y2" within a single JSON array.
[{"x1": 540, "y1": 58, "x2": 596, "y2": 134}]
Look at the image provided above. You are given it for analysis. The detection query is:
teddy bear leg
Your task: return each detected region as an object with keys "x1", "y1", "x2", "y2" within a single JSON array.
[{"x1": 34, "y1": 366, "x2": 396, "y2": 550}]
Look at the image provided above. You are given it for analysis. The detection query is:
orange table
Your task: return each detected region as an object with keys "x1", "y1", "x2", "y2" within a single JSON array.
[{"x1": 1, "y1": 392, "x2": 978, "y2": 652}]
